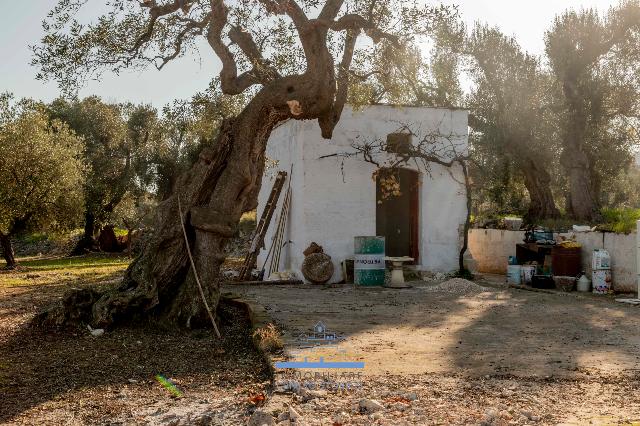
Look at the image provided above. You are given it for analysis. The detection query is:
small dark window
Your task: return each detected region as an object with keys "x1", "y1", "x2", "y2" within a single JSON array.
[{"x1": 386, "y1": 133, "x2": 411, "y2": 155}]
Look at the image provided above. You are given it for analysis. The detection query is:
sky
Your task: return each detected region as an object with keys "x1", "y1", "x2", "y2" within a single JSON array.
[{"x1": 0, "y1": 0, "x2": 622, "y2": 108}]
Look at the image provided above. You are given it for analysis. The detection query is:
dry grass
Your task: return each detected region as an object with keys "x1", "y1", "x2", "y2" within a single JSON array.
[{"x1": 253, "y1": 323, "x2": 284, "y2": 353}]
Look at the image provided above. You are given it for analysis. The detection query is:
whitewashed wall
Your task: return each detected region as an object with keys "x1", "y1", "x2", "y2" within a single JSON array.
[
  {"x1": 468, "y1": 229, "x2": 638, "y2": 293},
  {"x1": 257, "y1": 105, "x2": 469, "y2": 283}
]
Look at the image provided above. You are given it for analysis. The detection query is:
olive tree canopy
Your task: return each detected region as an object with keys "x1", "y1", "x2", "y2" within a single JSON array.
[{"x1": 0, "y1": 94, "x2": 84, "y2": 268}]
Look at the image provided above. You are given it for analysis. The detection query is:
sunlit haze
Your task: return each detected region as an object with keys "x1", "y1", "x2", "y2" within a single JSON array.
[{"x1": 0, "y1": 1, "x2": 621, "y2": 107}]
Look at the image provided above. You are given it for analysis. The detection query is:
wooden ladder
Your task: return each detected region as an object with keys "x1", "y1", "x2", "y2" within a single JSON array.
[{"x1": 238, "y1": 171, "x2": 287, "y2": 280}]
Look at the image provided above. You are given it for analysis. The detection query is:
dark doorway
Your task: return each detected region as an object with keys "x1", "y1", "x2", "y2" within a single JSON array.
[{"x1": 376, "y1": 168, "x2": 420, "y2": 262}]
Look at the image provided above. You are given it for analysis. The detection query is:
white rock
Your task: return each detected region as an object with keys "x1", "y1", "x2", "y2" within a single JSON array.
[
  {"x1": 359, "y1": 398, "x2": 385, "y2": 413},
  {"x1": 87, "y1": 325, "x2": 105, "y2": 337}
]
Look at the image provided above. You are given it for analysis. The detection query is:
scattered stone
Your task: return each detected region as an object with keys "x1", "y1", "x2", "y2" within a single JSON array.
[
  {"x1": 390, "y1": 402, "x2": 407, "y2": 412},
  {"x1": 370, "y1": 411, "x2": 384, "y2": 420},
  {"x1": 359, "y1": 398, "x2": 385, "y2": 413},
  {"x1": 402, "y1": 391, "x2": 418, "y2": 401},
  {"x1": 499, "y1": 410, "x2": 513, "y2": 420},
  {"x1": 331, "y1": 412, "x2": 350, "y2": 425},
  {"x1": 288, "y1": 406, "x2": 302, "y2": 423},
  {"x1": 520, "y1": 410, "x2": 533, "y2": 420},
  {"x1": 87, "y1": 325, "x2": 105, "y2": 337},
  {"x1": 421, "y1": 278, "x2": 488, "y2": 295},
  {"x1": 484, "y1": 408, "x2": 498, "y2": 424},
  {"x1": 248, "y1": 409, "x2": 276, "y2": 426}
]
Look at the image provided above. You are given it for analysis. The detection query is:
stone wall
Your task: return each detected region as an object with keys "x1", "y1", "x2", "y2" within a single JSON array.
[{"x1": 468, "y1": 228, "x2": 639, "y2": 293}]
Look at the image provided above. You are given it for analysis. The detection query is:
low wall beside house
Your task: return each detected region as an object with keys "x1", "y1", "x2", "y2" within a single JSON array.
[{"x1": 468, "y1": 228, "x2": 638, "y2": 293}]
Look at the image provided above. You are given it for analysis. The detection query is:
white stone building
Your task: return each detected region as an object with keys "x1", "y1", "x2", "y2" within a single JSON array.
[{"x1": 256, "y1": 105, "x2": 469, "y2": 283}]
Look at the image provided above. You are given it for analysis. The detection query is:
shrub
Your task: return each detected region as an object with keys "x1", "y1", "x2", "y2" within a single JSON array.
[
  {"x1": 252, "y1": 323, "x2": 283, "y2": 353},
  {"x1": 600, "y1": 208, "x2": 640, "y2": 234}
]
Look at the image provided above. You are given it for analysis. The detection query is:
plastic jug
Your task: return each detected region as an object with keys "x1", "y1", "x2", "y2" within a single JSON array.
[{"x1": 577, "y1": 273, "x2": 591, "y2": 292}]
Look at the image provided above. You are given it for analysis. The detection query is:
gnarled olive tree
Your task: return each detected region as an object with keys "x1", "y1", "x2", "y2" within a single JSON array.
[{"x1": 34, "y1": 0, "x2": 448, "y2": 328}]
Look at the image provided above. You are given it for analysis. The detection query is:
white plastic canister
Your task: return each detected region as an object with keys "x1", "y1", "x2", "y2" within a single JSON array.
[
  {"x1": 593, "y1": 269, "x2": 612, "y2": 294},
  {"x1": 592, "y1": 249, "x2": 611, "y2": 270},
  {"x1": 521, "y1": 265, "x2": 536, "y2": 284},
  {"x1": 577, "y1": 274, "x2": 591, "y2": 292}
]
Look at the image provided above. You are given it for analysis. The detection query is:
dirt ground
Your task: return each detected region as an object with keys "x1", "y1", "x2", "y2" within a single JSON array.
[
  {"x1": 0, "y1": 255, "x2": 271, "y2": 426},
  {"x1": 3, "y1": 256, "x2": 640, "y2": 425},
  {"x1": 232, "y1": 277, "x2": 640, "y2": 425}
]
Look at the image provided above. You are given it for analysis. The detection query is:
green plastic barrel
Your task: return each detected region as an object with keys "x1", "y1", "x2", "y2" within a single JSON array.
[{"x1": 354, "y1": 236, "x2": 385, "y2": 286}]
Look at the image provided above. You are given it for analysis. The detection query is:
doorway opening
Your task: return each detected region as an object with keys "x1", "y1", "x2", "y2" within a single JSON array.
[{"x1": 376, "y1": 168, "x2": 420, "y2": 262}]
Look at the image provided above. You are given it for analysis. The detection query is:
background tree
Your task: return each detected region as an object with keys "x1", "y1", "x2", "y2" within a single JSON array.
[
  {"x1": 34, "y1": 0, "x2": 451, "y2": 328},
  {"x1": 48, "y1": 97, "x2": 158, "y2": 253},
  {"x1": 545, "y1": 1, "x2": 640, "y2": 220},
  {"x1": 465, "y1": 25, "x2": 561, "y2": 222},
  {"x1": 0, "y1": 94, "x2": 84, "y2": 268}
]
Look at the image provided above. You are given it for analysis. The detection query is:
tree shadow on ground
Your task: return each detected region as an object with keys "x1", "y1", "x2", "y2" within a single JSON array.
[
  {"x1": 448, "y1": 288, "x2": 640, "y2": 378},
  {"x1": 232, "y1": 282, "x2": 640, "y2": 379},
  {"x1": 0, "y1": 282, "x2": 271, "y2": 423}
]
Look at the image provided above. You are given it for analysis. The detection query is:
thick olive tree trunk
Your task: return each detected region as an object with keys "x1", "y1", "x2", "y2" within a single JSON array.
[
  {"x1": 561, "y1": 82, "x2": 599, "y2": 221},
  {"x1": 0, "y1": 232, "x2": 17, "y2": 269},
  {"x1": 522, "y1": 160, "x2": 560, "y2": 222},
  {"x1": 36, "y1": 97, "x2": 288, "y2": 329}
]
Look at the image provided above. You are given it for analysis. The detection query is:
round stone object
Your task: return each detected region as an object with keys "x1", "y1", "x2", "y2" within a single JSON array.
[{"x1": 301, "y1": 253, "x2": 334, "y2": 284}]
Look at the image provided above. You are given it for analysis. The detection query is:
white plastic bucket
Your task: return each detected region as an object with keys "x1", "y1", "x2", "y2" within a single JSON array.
[{"x1": 507, "y1": 265, "x2": 522, "y2": 285}]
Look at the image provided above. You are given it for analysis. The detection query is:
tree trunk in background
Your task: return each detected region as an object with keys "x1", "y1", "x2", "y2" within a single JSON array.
[
  {"x1": 561, "y1": 145, "x2": 598, "y2": 221},
  {"x1": 0, "y1": 232, "x2": 17, "y2": 269},
  {"x1": 97, "y1": 225, "x2": 122, "y2": 252},
  {"x1": 522, "y1": 160, "x2": 560, "y2": 222},
  {"x1": 73, "y1": 211, "x2": 97, "y2": 254},
  {"x1": 36, "y1": 98, "x2": 288, "y2": 329},
  {"x1": 561, "y1": 82, "x2": 599, "y2": 221}
]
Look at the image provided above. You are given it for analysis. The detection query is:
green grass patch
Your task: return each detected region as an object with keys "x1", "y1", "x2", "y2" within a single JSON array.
[
  {"x1": 600, "y1": 208, "x2": 640, "y2": 234},
  {"x1": 15, "y1": 255, "x2": 130, "y2": 271},
  {"x1": 113, "y1": 228, "x2": 129, "y2": 238},
  {"x1": 0, "y1": 254, "x2": 131, "y2": 288}
]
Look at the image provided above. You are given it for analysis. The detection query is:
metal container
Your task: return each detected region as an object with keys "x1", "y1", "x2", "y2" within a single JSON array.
[
  {"x1": 354, "y1": 236, "x2": 385, "y2": 286},
  {"x1": 552, "y1": 246, "x2": 582, "y2": 277}
]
